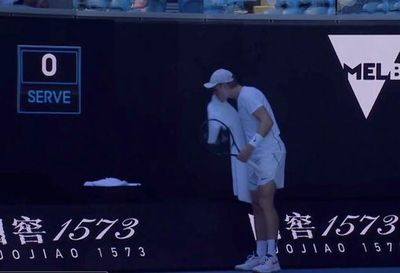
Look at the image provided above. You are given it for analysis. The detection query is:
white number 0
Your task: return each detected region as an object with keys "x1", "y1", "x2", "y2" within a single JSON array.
[{"x1": 42, "y1": 53, "x2": 57, "y2": 76}]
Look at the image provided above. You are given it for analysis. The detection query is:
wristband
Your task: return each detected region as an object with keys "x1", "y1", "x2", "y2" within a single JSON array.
[{"x1": 249, "y1": 133, "x2": 263, "y2": 147}]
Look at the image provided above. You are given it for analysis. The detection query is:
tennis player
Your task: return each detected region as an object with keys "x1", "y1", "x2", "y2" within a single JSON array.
[{"x1": 204, "y1": 68, "x2": 286, "y2": 273}]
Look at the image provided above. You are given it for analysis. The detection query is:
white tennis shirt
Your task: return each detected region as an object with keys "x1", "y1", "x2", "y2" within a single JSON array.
[{"x1": 237, "y1": 86, "x2": 284, "y2": 154}]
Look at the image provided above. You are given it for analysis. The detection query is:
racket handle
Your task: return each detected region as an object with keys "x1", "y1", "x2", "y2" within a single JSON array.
[{"x1": 247, "y1": 159, "x2": 262, "y2": 173}]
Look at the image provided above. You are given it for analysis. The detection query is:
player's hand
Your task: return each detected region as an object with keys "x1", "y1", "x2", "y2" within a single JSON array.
[{"x1": 238, "y1": 144, "x2": 255, "y2": 162}]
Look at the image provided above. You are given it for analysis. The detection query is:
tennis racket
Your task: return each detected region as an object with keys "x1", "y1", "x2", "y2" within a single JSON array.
[{"x1": 199, "y1": 118, "x2": 261, "y2": 172}]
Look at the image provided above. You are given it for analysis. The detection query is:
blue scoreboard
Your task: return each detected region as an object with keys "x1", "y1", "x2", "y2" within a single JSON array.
[{"x1": 17, "y1": 45, "x2": 81, "y2": 114}]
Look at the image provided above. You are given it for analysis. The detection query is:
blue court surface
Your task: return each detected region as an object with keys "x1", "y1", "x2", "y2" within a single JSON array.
[{"x1": 158, "y1": 269, "x2": 400, "y2": 273}]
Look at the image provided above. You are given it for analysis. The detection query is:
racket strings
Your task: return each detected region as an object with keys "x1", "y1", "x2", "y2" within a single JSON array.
[{"x1": 200, "y1": 119, "x2": 238, "y2": 157}]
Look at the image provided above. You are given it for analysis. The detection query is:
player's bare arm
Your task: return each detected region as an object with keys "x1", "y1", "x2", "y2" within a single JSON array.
[
  {"x1": 253, "y1": 106, "x2": 274, "y2": 137},
  {"x1": 237, "y1": 106, "x2": 273, "y2": 162}
]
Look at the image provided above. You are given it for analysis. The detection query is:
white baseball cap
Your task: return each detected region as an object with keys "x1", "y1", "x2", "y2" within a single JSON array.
[{"x1": 203, "y1": 69, "x2": 234, "y2": 89}]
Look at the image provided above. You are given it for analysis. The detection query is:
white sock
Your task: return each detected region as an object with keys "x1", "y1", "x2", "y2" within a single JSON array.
[
  {"x1": 267, "y1": 239, "x2": 276, "y2": 256},
  {"x1": 256, "y1": 240, "x2": 267, "y2": 257}
]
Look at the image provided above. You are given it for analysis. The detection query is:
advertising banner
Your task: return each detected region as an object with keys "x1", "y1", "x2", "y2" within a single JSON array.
[{"x1": 0, "y1": 17, "x2": 399, "y2": 271}]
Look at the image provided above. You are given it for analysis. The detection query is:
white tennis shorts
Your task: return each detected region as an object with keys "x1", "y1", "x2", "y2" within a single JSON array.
[{"x1": 248, "y1": 152, "x2": 286, "y2": 191}]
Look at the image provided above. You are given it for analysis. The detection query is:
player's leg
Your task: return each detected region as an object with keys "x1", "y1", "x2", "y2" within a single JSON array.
[
  {"x1": 259, "y1": 181, "x2": 279, "y2": 243},
  {"x1": 234, "y1": 181, "x2": 266, "y2": 270},
  {"x1": 253, "y1": 180, "x2": 281, "y2": 273},
  {"x1": 251, "y1": 190, "x2": 268, "y2": 242},
  {"x1": 254, "y1": 153, "x2": 281, "y2": 249}
]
